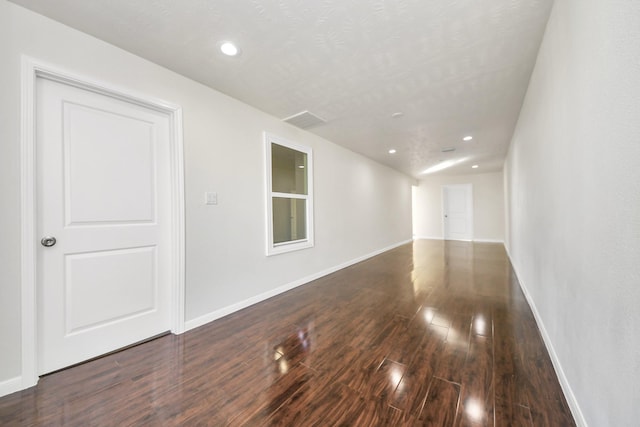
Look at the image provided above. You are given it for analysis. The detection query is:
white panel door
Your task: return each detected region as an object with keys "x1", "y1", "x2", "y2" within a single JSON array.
[
  {"x1": 36, "y1": 77, "x2": 172, "y2": 374},
  {"x1": 443, "y1": 184, "x2": 473, "y2": 241}
]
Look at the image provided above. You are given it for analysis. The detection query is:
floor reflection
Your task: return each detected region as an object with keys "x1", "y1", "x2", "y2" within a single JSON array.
[{"x1": 273, "y1": 326, "x2": 311, "y2": 374}]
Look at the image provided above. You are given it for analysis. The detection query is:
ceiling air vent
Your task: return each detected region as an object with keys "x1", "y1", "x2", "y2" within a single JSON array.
[
  {"x1": 441, "y1": 147, "x2": 456, "y2": 153},
  {"x1": 282, "y1": 110, "x2": 326, "y2": 129}
]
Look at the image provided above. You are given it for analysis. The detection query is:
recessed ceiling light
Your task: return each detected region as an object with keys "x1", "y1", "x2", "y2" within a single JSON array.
[
  {"x1": 472, "y1": 165, "x2": 479, "y2": 169},
  {"x1": 463, "y1": 136, "x2": 473, "y2": 141},
  {"x1": 388, "y1": 149, "x2": 397, "y2": 154},
  {"x1": 298, "y1": 165, "x2": 305, "y2": 169},
  {"x1": 420, "y1": 157, "x2": 469, "y2": 174},
  {"x1": 391, "y1": 112, "x2": 404, "y2": 118},
  {"x1": 220, "y1": 42, "x2": 239, "y2": 56}
]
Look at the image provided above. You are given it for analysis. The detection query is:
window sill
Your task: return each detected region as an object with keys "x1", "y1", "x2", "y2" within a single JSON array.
[{"x1": 267, "y1": 239, "x2": 314, "y2": 256}]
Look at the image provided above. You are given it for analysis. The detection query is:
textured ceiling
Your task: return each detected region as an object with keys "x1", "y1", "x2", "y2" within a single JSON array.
[{"x1": 10, "y1": 0, "x2": 553, "y2": 178}]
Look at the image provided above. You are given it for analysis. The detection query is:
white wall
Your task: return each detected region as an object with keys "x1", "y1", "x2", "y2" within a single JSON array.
[
  {"x1": 504, "y1": 0, "x2": 640, "y2": 425},
  {"x1": 0, "y1": 0, "x2": 22, "y2": 391},
  {"x1": 413, "y1": 172, "x2": 504, "y2": 242},
  {"x1": 0, "y1": 1, "x2": 414, "y2": 390}
]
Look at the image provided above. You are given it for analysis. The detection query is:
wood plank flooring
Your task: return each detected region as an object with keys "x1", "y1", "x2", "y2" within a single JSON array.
[{"x1": 0, "y1": 240, "x2": 576, "y2": 426}]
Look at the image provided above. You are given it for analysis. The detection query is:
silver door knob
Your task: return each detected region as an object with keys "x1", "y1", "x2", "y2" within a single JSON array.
[{"x1": 41, "y1": 236, "x2": 57, "y2": 247}]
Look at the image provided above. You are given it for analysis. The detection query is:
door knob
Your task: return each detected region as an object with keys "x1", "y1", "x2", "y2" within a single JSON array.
[{"x1": 41, "y1": 236, "x2": 57, "y2": 247}]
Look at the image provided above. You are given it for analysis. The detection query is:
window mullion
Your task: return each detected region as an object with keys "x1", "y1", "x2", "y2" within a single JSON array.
[{"x1": 271, "y1": 192, "x2": 307, "y2": 200}]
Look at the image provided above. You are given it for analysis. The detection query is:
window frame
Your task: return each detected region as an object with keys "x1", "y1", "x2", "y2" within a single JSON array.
[{"x1": 264, "y1": 132, "x2": 314, "y2": 256}]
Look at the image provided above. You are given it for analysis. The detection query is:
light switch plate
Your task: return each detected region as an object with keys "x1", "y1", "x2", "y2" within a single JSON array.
[{"x1": 205, "y1": 192, "x2": 218, "y2": 205}]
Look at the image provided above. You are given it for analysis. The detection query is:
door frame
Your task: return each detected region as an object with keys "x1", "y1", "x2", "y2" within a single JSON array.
[
  {"x1": 441, "y1": 183, "x2": 473, "y2": 241},
  {"x1": 20, "y1": 56, "x2": 186, "y2": 389}
]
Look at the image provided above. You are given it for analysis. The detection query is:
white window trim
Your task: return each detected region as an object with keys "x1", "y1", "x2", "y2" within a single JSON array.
[{"x1": 264, "y1": 132, "x2": 314, "y2": 256}]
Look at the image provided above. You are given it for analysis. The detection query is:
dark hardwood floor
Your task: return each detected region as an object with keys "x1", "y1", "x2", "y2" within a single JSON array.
[{"x1": 0, "y1": 239, "x2": 575, "y2": 426}]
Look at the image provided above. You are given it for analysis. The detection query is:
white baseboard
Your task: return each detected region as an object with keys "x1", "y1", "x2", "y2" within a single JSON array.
[
  {"x1": 473, "y1": 238, "x2": 504, "y2": 243},
  {"x1": 412, "y1": 236, "x2": 504, "y2": 244},
  {"x1": 0, "y1": 376, "x2": 23, "y2": 398},
  {"x1": 505, "y1": 249, "x2": 588, "y2": 427},
  {"x1": 185, "y1": 239, "x2": 413, "y2": 332}
]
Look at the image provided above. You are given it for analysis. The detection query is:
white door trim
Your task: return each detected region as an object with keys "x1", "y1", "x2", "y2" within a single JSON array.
[
  {"x1": 441, "y1": 183, "x2": 473, "y2": 241},
  {"x1": 20, "y1": 56, "x2": 186, "y2": 389}
]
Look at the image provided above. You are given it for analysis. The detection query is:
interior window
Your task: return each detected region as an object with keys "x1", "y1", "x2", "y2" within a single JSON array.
[{"x1": 265, "y1": 134, "x2": 314, "y2": 255}]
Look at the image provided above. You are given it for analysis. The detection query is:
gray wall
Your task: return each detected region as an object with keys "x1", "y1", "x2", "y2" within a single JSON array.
[{"x1": 504, "y1": 0, "x2": 640, "y2": 425}]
